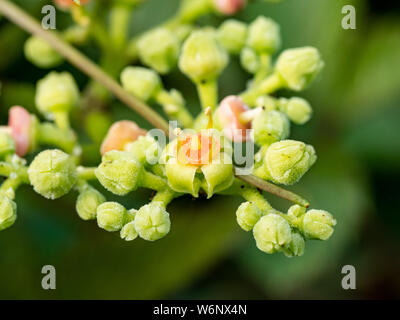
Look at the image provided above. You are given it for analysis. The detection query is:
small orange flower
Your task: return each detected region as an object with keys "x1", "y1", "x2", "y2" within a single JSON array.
[{"x1": 100, "y1": 120, "x2": 147, "y2": 155}]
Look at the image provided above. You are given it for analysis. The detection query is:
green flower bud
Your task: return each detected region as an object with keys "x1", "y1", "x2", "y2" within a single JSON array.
[
  {"x1": 120, "y1": 209, "x2": 138, "y2": 241},
  {"x1": 252, "y1": 110, "x2": 290, "y2": 145},
  {"x1": 96, "y1": 201, "x2": 127, "y2": 232},
  {"x1": 179, "y1": 30, "x2": 228, "y2": 83},
  {"x1": 283, "y1": 231, "x2": 305, "y2": 257},
  {"x1": 300, "y1": 209, "x2": 336, "y2": 240},
  {"x1": 247, "y1": 17, "x2": 280, "y2": 54},
  {"x1": 0, "y1": 194, "x2": 17, "y2": 231},
  {"x1": 35, "y1": 72, "x2": 80, "y2": 117},
  {"x1": 76, "y1": 186, "x2": 106, "y2": 221},
  {"x1": 137, "y1": 27, "x2": 180, "y2": 74},
  {"x1": 95, "y1": 150, "x2": 144, "y2": 196},
  {"x1": 275, "y1": 47, "x2": 324, "y2": 91},
  {"x1": 200, "y1": 153, "x2": 234, "y2": 198},
  {"x1": 236, "y1": 201, "x2": 262, "y2": 231},
  {"x1": 240, "y1": 47, "x2": 260, "y2": 73},
  {"x1": 287, "y1": 204, "x2": 306, "y2": 219},
  {"x1": 134, "y1": 202, "x2": 170, "y2": 241},
  {"x1": 120, "y1": 67, "x2": 162, "y2": 102},
  {"x1": 253, "y1": 213, "x2": 292, "y2": 254},
  {"x1": 263, "y1": 140, "x2": 317, "y2": 185},
  {"x1": 125, "y1": 135, "x2": 159, "y2": 165},
  {"x1": 279, "y1": 97, "x2": 312, "y2": 125},
  {"x1": 0, "y1": 128, "x2": 16, "y2": 158},
  {"x1": 28, "y1": 149, "x2": 77, "y2": 199},
  {"x1": 255, "y1": 95, "x2": 277, "y2": 111},
  {"x1": 120, "y1": 221, "x2": 138, "y2": 241},
  {"x1": 24, "y1": 36, "x2": 63, "y2": 68},
  {"x1": 217, "y1": 19, "x2": 247, "y2": 54}
]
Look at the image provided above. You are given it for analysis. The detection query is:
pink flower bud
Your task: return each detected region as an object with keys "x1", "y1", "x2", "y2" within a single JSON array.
[
  {"x1": 214, "y1": 0, "x2": 246, "y2": 15},
  {"x1": 54, "y1": 0, "x2": 90, "y2": 9},
  {"x1": 216, "y1": 95, "x2": 251, "y2": 142},
  {"x1": 8, "y1": 106, "x2": 33, "y2": 157},
  {"x1": 100, "y1": 120, "x2": 147, "y2": 156}
]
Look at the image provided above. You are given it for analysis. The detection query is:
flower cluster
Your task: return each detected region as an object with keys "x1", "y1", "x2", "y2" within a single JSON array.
[{"x1": 0, "y1": 0, "x2": 336, "y2": 257}]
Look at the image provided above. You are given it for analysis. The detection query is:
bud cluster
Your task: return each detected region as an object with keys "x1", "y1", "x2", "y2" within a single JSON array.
[{"x1": 0, "y1": 0, "x2": 336, "y2": 257}]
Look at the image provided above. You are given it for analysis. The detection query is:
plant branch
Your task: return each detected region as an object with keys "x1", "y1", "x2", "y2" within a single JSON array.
[
  {"x1": 0, "y1": 0, "x2": 311, "y2": 207},
  {"x1": 0, "y1": 0, "x2": 169, "y2": 134},
  {"x1": 235, "y1": 172, "x2": 310, "y2": 208}
]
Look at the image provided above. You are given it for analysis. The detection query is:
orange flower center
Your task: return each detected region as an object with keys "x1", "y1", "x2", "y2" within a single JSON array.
[{"x1": 177, "y1": 133, "x2": 221, "y2": 166}]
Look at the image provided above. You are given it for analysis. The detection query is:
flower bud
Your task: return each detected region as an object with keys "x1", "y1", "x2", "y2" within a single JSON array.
[
  {"x1": 96, "y1": 202, "x2": 127, "y2": 232},
  {"x1": 213, "y1": 0, "x2": 247, "y2": 15},
  {"x1": 247, "y1": 17, "x2": 280, "y2": 54},
  {"x1": 0, "y1": 194, "x2": 17, "y2": 231},
  {"x1": 120, "y1": 221, "x2": 138, "y2": 241},
  {"x1": 0, "y1": 128, "x2": 15, "y2": 158},
  {"x1": 125, "y1": 135, "x2": 159, "y2": 165},
  {"x1": 8, "y1": 106, "x2": 38, "y2": 157},
  {"x1": 216, "y1": 95, "x2": 251, "y2": 142},
  {"x1": 263, "y1": 140, "x2": 316, "y2": 185},
  {"x1": 134, "y1": 202, "x2": 170, "y2": 241},
  {"x1": 76, "y1": 186, "x2": 106, "y2": 221},
  {"x1": 54, "y1": 0, "x2": 90, "y2": 10},
  {"x1": 275, "y1": 47, "x2": 324, "y2": 91},
  {"x1": 217, "y1": 19, "x2": 247, "y2": 54},
  {"x1": 279, "y1": 97, "x2": 312, "y2": 125},
  {"x1": 252, "y1": 110, "x2": 290, "y2": 145},
  {"x1": 283, "y1": 231, "x2": 305, "y2": 257},
  {"x1": 300, "y1": 209, "x2": 336, "y2": 240},
  {"x1": 287, "y1": 204, "x2": 306, "y2": 219},
  {"x1": 95, "y1": 150, "x2": 144, "y2": 195},
  {"x1": 179, "y1": 30, "x2": 228, "y2": 83},
  {"x1": 137, "y1": 28, "x2": 180, "y2": 74},
  {"x1": 120, "y1": 67, "x2": 162, "y2": 102},
  {"x1": 240, "y1": 47, "x2": 260, "y2": 73},
  {"x1": 100, "y1": 120, "x2": 147, "y2": 156},
  {"x1": 255, "y1": 95, "x2": 277, "y2": 111},
  {"x1": 236, "y1": 201, "x2": 262, "y2": 231},
  {"x1": 253, "y1": 213, "x2": 292, "y2": 254},
  {"x1": 35, "y1": 72, "x2": 80, "y2": 117},
  {"x1": 28, "y1": 149, "x2": 77, "y2": 199},
  {"x1": 24, "y1": 36, "x2": 63, "y2": 68}
]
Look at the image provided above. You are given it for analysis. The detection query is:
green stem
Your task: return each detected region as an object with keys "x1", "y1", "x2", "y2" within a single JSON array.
[
  {"x1": 38, "y1": 123, "x2": 77, "y2": 154},
  {"x1": 0, "y1": 162, "x2": 13, "y2": 177},
  {"x1": 156, "y1": 90, "x2": 194, "y2": 128},
  {"x1": 174, "y1": 0, "x2": 213, "y2": 25},
  {"x1": 140, "y1": 171, "x2": 168, "y2": 192},
  {"x1": 152, "y1": 188, "x2": 177, "y2": 207},
  {"x1": 236, "y1": 172, "x2": 310, "y2": 208},
  {"x1": 240, "y1": 73, "x2": 283, "y2": 106},
  {"x1": 197, "y1": 80, "x2": 218, "y2": 110},
  {"x1": 253, "y1": 53, "x2": 272, "y2": 85},
  {"x1": 53, "y1": 112, "x2": 70, "y2": 131},
  {"x1": 77, "y1": 166, "x2": 97, "y2": 181},
  {"x1": 0, "y1": 177, "x2": 21, "y2": 199},
  {"x1": 109, "y1": 3, "x2": 131, "y2": 51},
  {"x1": 240, "y1": 186, "x2": 274, "y2": 213}
]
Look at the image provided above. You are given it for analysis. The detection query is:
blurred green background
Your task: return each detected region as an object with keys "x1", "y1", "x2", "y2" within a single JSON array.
[{"x1": 0, "y1": 0, "x2": 399, "y2": 299}]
